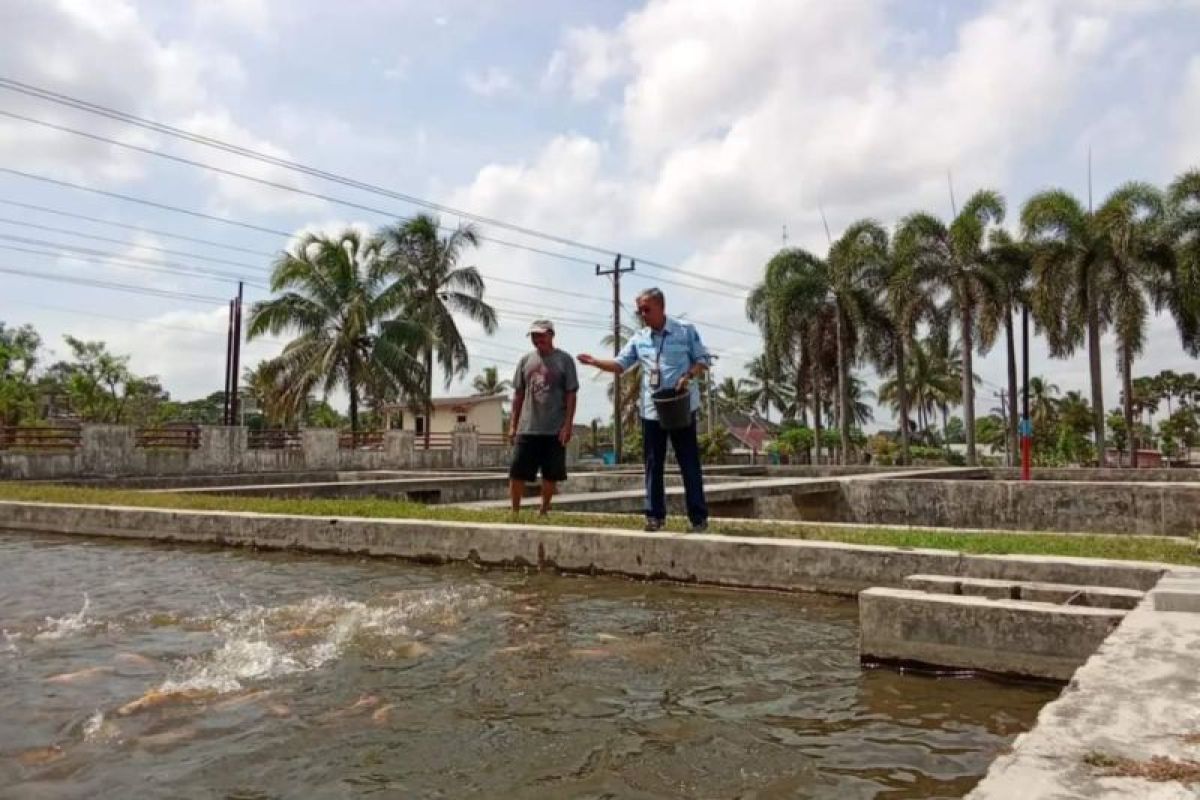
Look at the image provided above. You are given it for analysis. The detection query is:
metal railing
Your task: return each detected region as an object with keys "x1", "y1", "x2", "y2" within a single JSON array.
[
  {"x1": 135, "y1": 427, "x2": 201, "y2": 450},
  {"x1": 247, "y1": 429, "x2": 302, "y2": 450},
  {"x1": 338, "y1": 430, "x2": 385, "y2": 451},
  {"x1": 477, "y1": 432, "x2": 509, "y2": 447},
  {"x1": 415, "y1": 432, "x2": 452, "y2": 451},
  {"x1": 0, "y1": 426, "x2": 82, "y2": 451}
]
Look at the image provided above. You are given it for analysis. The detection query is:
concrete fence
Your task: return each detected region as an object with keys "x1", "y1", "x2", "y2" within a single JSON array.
[{"x1": 0, "y1": 425, "x2": 522, "y2": 480}]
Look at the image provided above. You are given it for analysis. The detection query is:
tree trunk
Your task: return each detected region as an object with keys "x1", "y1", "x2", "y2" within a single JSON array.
[
  {"x1": 1005, "y1": 310, "x2": 1019, "y2": 469},
  {"x1": 348, "y1": 357, "x2": 359, "y2": 434},
  {"x1": 1087, "y1": 296, "x2": 1106, "y2": 464},
  {"x1": 1123, "y1": 344, "x2": 1137, "y2": 469},
  {"x1": 836, "y1": 305, "x2": 850, "y2": 466},
  {"x1": 424, "y1": 346, "x2": 434, "y2": 450},
  {"x1": 961, "y1": 298, "x2": 977, "y2": 466},
  {"x1": 895, "y1": 337, "x2": 911, "y2": 466},
  {"x1": 810, "y1": 336, "x2": 823, "y2": 466}
]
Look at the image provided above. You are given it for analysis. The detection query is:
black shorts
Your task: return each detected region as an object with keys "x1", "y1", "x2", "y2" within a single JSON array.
[{"x1": 509, "y1": 435, "x2": 567, "y2": 482}]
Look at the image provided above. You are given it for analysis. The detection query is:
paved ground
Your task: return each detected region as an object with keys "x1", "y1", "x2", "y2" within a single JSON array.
[{"x1": 968, "y1": 569, "x2": 1200, "y2": 799}]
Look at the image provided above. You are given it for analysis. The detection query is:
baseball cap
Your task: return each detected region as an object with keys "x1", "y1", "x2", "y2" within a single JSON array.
[{"x1": 528, "y1": 319, "x2": 555, "y2": 335}]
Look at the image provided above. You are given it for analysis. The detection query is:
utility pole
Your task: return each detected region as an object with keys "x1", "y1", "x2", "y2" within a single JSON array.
[
  {"x1": 1021, "y1": 305, "x2": 1032, "y2": 480},
  {"x1": 223, "y1": 298, "x2": 235, "y2": 425},
  {"x1": 229, "y1": 282, "x2": 244, "y2": 427},
  {"x1": 596, "y1": 255, "x2": 634, "y2": 462}
]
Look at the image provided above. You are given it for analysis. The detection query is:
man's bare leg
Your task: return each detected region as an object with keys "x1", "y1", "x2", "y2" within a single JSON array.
[
  {"x1": 539, "y1": 480, "x2": 556, "y2": 516},
  {"x1": 509, "y1": 480, "x2": 525, "y2": 515}
]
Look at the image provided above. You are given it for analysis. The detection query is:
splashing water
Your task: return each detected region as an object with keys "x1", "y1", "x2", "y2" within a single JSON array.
[
  {"x1": 35, "y1": 594, "x2": 93, "y2": 642},
  {"x1": 160, "y1": 585, "x2": 505, "y2": 695}
]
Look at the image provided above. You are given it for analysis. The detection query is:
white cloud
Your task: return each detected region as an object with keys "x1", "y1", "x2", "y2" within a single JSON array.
[
  {"x1": 1172, "y1": 55, "x2": 1200, "y2": 171},
  {"x1": 463, "y1": 67, "x2": 517, "y2": 98},
  {"x1": 0, "y1": 0, "x2": 245, "y2": 185},
  {"x1": 173, "y1": 110, "x2": 328, "y2": 216},
  {"x1": 193, "y1": 0, "x2": 273, "y2": 38},
  {"x1": 543, "y1": 26, "x2": 626, "y2": 101}
]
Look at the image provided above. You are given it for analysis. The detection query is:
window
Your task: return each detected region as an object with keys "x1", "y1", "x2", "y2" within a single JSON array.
[
  {"x1": 415, "y1": 416, "x2": 426, "y2": 435},
  {"x1": 456, "y1": 414, "x2": 468, "y2": 424}
]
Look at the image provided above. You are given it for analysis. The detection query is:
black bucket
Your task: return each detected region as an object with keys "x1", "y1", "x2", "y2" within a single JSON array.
[{"x1": 652, "y1": 388, "x2": 692, "y2": 431}]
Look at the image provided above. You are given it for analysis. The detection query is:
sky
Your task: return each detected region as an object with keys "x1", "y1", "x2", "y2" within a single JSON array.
[{"x1": 0, "y1": 0, "x2": 1198, "y2": 429}]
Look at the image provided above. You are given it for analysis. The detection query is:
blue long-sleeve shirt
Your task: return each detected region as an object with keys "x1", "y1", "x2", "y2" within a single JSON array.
[{"x1": 614, "y1": 317, "x2": 712, "y2": 422}]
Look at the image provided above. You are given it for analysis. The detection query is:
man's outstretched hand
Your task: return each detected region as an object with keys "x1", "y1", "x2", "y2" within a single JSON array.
[{"x1": 577, "y1": 354, "x2": 596, "y2": 366}]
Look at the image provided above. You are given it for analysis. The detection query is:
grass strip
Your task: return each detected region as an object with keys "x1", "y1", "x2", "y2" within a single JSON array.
[{"x1": 1, "y1": 482, "x2": 1197, "y2": 566}]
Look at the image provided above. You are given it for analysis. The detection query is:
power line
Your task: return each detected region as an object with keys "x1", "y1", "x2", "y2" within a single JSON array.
[
  {"x1": 0, "y1": 198, "x2": 277, "y2": 257},
  {"x1": 0, "y1": 77, "x2": 755, "y2": 292},
  {"x1": 0, "y1": 235, "x2": 268, "y2": 288},
  {"x1": 0, "y1": 165, "x2": 760, "y2": 321},
  {"x1": 0, "y1": 215, "x2": 272, "y2": 273},
  {"x1": 0, "y1": 264, "x2": 227, "y2": 303}
]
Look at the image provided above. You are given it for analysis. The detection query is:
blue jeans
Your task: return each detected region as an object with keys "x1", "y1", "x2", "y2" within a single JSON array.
[{"x1": 642, "y1": 416, "x2": 708, "y2": 525}]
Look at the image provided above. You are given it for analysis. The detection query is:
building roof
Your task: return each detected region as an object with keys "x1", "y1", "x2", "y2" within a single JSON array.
[{"x1": 381, "y1": 394, "x2": 506, "y2": 412}]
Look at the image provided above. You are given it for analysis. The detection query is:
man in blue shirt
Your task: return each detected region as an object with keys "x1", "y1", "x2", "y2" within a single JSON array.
[{"x1": 578, "y1": 287, "x2": 711, "y2": 533}]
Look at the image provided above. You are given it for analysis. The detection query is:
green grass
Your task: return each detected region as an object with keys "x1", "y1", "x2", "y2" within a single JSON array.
[{"x1": 1, "y1": 482, "x2": 1198, "y2": 566}]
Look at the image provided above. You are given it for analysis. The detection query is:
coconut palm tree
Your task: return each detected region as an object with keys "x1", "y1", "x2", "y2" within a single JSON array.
[
  {"x1": 978, "y1": 229, "x2": 1031, "y2": 466},
  {"x1": 471, "y1": 366, "x2": 512, "y2": 397},
  {"x1": 1166, "y1": 169, "x2": 1200, "y2": 355},
  {"x1": 828, "y1": 219, "x2": 888, "y2": 463},
  {"x1": 1028, "y1": 376, "x2": 1060, "y2": 433},
  {"x1": 382, "y1": 213, "x2": 497, "y2": 447},
  {"x1": 246, "y1": 229, "x2": 426, "y2": 432},
  {"x1": 744, "y1": 353, "x2": 793, "y2": 422},
  {"x1": 714, "y1": 376, "x2": 756, "y2": 415},
  {"x1": 748, "y1": 248, "x2": 834, "y2": 461},
  {"x1": 1021, "y1": 186, "x2": 1128, "y2": 462},
  {"x1": 895, "y1": 190, "x2": 1005, "y2": 465},
  {"x1": 600, "y1": 321, "x2": 641, "y2": 442}
]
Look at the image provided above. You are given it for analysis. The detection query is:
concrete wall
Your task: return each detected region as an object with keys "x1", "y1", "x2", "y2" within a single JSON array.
[
  {"x1": 0, "y1": 501, "x2": 1167, "y2": 594},
  {"x1": 755, "y1": 478, "x2": 1200, "y2": 537},
  {"x1": 0, "y1": 425, "x2": 513, "y2": 480},
  {"x1": 989, "y1": 466, "x2": 1200, "y2": 483}
]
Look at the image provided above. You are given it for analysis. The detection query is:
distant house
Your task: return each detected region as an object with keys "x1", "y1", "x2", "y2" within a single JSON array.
[
  {"x1": 715, "y1": 412, "x2": 779, "y2": 456},
  {"x1": 381, "y1": 394, "x2": 506, "y2": 436}
]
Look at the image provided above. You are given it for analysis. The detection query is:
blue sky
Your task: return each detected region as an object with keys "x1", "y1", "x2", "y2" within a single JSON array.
[{"x1": 1, "y1": 0, "x2": 1198, "y2": 429}]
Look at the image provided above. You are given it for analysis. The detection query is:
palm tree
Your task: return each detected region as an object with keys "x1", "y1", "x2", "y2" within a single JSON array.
[
  {"x1": 896, "y1": 190, "x2": 1005, "y2": 465},
  {"x1": 715, "y1": 376, "x2": 756, "y2": 415},
  {"x1": 601, "y1": 321, "x2": 640, "y2": 442},
  {"x1": 382, "y1": 213, "x2": 497, "y2": 447},
  {"x1": 978, "y1": 229, "x2": 1030, "y2": 466},
  {"x1": 748, "y1": 248, "x2": 835, "y2": 462},
  {"x1": 471, "y1": 366, "x2": 512, "y2": 397},
  {"x1": 1166, "y1": 169, "x2": 1200, "y2": 356},
  {"x1": 846, "y1": 375, "x2": 875, "y2": 427},
  {"x1": 246, "y1": 230, "x2": 426, "y2": 432},
  {"x1": 1095, "y1": 182, "x2": 1175, "y2": 466},
  {"x1": 1028, "y1": 376, "x2": 1060, "y2": 433},
  {"x1": 242, "y1": 359, "x2": 301, "y2": 428},
  {"x1": 828, "y1": 219, "x2": 888, "y2": 464},
  {"x1": 1021, "y1": 186, "x2": 1135, "y2": 463},
  {"x1": 744, "y1": 353, "x2": 792, "y2": 422}
]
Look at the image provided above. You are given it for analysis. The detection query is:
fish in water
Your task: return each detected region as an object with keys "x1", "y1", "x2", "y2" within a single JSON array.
[
  {"x1": 45, "y1": 666, "x2": 113, "y2": 684},
  {"x1": 136, "y1": 726, "x2": 197, "y2": 750},
  {"x1": 210, "y1": 690, "x2": 273, "y2": 713},
  {"x1": 16, "y1": 745, "x2": 65, "y2": 767},
  {"x1": 117, "y1": 688, "x2": 214, "y2": 716},
  {"x1": 113, "y1": 652, "x2": 160, "y2": 672}
]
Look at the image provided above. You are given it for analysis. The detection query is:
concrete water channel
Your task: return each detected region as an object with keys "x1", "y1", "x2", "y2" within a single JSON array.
[{"x1": 4, "y1": 464, "x2": 1200, "y2": 797}]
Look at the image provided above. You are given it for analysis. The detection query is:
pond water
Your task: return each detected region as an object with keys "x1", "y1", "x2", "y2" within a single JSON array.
[{"x1": 0, "y1": 533, "x2": 1057, "y2": 799}]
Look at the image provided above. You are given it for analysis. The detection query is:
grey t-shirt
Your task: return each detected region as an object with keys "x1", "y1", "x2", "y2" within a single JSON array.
[{"x1": 513, "y1": 348, "x2": 579, "y2": 436}]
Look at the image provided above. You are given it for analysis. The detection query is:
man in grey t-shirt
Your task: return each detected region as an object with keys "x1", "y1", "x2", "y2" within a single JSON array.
[{"x1": 508, "y1": 319, "x2": 579, "y2": 515}]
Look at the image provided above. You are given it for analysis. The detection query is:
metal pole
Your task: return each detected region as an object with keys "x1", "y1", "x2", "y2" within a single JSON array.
[
  {"x1": 229, "y1": 282, "x2": 244, "y2": 428},
  {"x1": 223, "y1": 298, "x2": 235, "y2": 425},
  {"x1": 1021, "y1": 305, "x2": 1032, "y2": 480},
  {"x1": 596, "y1": 255, "x2": 634, "y2": 462}
]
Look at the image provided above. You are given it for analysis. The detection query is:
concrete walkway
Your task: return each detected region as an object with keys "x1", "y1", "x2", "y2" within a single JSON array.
[
  {"x1": 452, "y1": 467, "x2": 979, "y2": 514},
  {"x1": 969, "y1": 570, "x2": 1200, "y2": 798}
]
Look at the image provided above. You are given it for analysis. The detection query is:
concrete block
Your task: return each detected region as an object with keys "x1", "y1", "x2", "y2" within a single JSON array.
[
  {"x1": 859, "y1": 587, "x2": 1126, "y2": 680},
  {"x1": 903, "y1": 574, "x2": 1144, "y2": 610}
]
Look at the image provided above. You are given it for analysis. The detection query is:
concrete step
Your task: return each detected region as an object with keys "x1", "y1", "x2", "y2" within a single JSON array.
[
  {"x1": 902, "y1": 574, "x2": 1144, "y2": 610},
  {"x1": 859, "y1": 587, "x2": 1127, "y2": 681}
]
